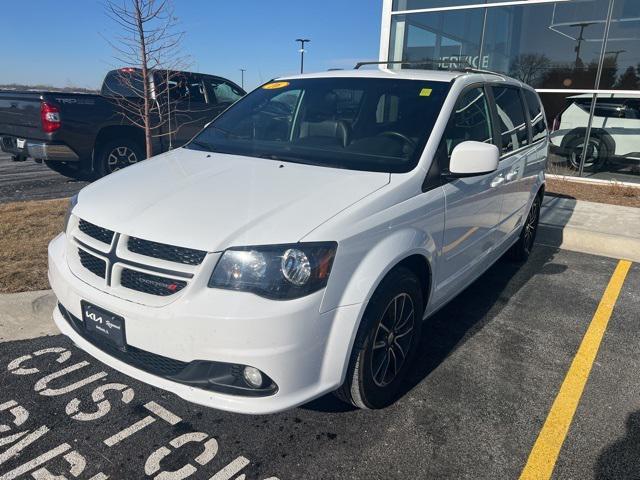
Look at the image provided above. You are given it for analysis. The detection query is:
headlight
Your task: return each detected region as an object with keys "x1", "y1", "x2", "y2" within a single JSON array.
[
  {"x1": 209, "y1": 242, "x2": 337, "y2": 300},
  {"x1": 63, "y1": 194, "x2": 78, "y2": 233}
]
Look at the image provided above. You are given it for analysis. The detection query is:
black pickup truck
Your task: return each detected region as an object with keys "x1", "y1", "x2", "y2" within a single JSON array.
[{"x1": 0, "y1": 68, "x2": 245, "y2": 179}]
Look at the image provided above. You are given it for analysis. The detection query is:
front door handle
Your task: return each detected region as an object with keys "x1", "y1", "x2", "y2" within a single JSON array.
[
  {"x1": 490, "y1": 174, "x2": 505, "y2": 188},
  {"x1": 505, "y1": 169, "x2": 519, "y2": 182}
]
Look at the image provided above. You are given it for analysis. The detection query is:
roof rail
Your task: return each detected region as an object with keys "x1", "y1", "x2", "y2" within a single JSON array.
[{"x1": 354, "y1": 59, "x2": 503, "y2": 77}]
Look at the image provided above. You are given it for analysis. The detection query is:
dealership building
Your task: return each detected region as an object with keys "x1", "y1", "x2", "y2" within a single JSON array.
[{"x1": 379, "y1": 0, "x2": 640, "y2": 181}]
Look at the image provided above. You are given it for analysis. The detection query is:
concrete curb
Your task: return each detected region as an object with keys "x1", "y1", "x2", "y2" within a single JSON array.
[
  {"x1": 0, "y1": 290, "x2": 59, "y2": 342},
  {"x1": 546, "y1": 173, "x2": 640, "y2": 189},
  {"x1": 537, "y1": 224, "x2": 640, "y2": 263}
]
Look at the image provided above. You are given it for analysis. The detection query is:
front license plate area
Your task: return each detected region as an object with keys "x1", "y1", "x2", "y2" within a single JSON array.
[{"x1": 81, "y1": 301, "x2": 126, "y2": 349}]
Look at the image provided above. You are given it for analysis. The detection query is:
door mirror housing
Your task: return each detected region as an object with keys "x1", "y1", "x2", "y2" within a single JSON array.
[{"x1": 448, "y1": 141, "x2": 499, "y2": 177}]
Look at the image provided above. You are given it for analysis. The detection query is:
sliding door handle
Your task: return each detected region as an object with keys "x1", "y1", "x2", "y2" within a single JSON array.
[
  {"x1": 505, "y1": 169, "x2": 519, "y2": 182},
  {"x1": 490, "y1": 175, "x2": 505, "y2": 188}
]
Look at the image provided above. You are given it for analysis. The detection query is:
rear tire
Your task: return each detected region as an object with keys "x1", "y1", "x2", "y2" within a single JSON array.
[
  {"x1": 334, "y1": 267, "x2": 423, "y2": 409},
  {"x1": 508, "y1": 193, "x2": 541, "y2": 262},
  {"x1": 94, "y1": 138, "x2": 144, "y2": 178}
]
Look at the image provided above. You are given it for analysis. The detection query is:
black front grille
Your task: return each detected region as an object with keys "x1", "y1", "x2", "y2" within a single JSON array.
[
  {"x1": 120, "y1": 268, "x2": 186, "y2": 296},
  {"x1": 79, "y1": 219, "x2": 114, "y2": 245},
  {"x1": 127, "y1": 236, "x2": 206, "y2": 265},
  {"x1": 78, "y1": 249, "x2": 106, "y2": 278},
  {"x1": 58, "y1": 303, "x2": 188, "y2": 376}
]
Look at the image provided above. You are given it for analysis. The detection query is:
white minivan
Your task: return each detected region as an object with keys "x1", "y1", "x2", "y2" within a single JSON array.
[{"x1": 49, "y1": 68, "x2": 548, "y2": 414}]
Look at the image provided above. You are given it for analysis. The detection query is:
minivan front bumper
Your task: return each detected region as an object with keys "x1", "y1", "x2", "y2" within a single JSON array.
[{"x1": 49, "y1": 233, "x2": 361, "y2": 414}]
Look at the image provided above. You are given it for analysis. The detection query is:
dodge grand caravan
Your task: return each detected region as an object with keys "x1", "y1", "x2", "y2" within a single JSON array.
[{"x1": 49, "y1": 69, "x2": 548, "y2": 414}]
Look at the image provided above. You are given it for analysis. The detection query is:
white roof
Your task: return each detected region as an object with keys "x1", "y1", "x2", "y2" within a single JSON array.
[{"x1": 276, "y1": 67, "x2": 509, "y2": 84}]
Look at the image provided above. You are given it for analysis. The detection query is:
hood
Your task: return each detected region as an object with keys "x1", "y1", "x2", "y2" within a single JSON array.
[{"x1": 74, "y1": 148, "x2": 390, "y2": 251}]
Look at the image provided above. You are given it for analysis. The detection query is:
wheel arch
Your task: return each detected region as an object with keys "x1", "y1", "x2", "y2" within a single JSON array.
[
  {"x1": 321, "y1": 228, "x2": 436, "y2": 316},
  {"x1": 320, "y1": 230, "x2": 436, "y2": 387},
  {"x1": 92, "y1": 125, "x2": 145, "y2": 170}
]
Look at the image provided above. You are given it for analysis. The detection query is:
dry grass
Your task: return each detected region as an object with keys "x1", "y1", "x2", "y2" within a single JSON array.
[
  {"x1": 608, "y1": 181, "x2": 639, "y2": 198},
  {"x1": 547, "y1": 177, "x2": 640, "y2": 208},
  {"x1": 0, "y1": 198, "x2": 68, "y2": 293}
]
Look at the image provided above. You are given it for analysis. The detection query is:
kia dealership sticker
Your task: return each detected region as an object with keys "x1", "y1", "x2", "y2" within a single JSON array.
[{"x1": 262, "y1": 81, "x2": 290, "y2": 89}]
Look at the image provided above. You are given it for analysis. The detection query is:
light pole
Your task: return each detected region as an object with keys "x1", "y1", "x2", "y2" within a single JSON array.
[
  {"x1": 296, "y1": 38, "x2": 310, "y2": 74},
  {"x1": 239, "y1": 68, "x2": 246, "y2": 90},
  {"x1": 570, "y1": 22, "x2": 596, "y2": 69},
  {"x1": 606, "y1": 49, "x2": 626, "y2": 64}
]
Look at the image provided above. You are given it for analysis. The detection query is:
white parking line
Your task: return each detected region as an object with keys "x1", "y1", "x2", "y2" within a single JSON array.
[
  {"x1": 2, "y1": 345, "x2": 282, "y2": 479},
  {"x1": 0, "y1": 437, "x2": 67, "y2": 480},
  {"x1": 144, "y1": 401, "x2": 182, "y2": 425},
  {"x1": 103, "y1": 416, "x2": 156, "y2": 447},
  {"x1": 34, "y1": 361, "x2": 107, "y2": 396}
]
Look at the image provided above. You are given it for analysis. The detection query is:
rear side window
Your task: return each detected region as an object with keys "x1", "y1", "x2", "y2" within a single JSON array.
[
  {"x1": 169, "y1": 76, "x2": 207, "y2": 104},
  {"x1": 101, "y1": 70, "x2": 144, "y2": 98},
  {"x1": 523, "y1": 89, "x2": 547, "y2": 142},
  {"x1": 493, "y1": 87, "x2": 529, "y2": 154},
  {"x1": 207, "y1": 79, "x2": 244, "y2": 105},
  {"x1": 441, "y1": 86, "x2": 493, "y2": 158}
]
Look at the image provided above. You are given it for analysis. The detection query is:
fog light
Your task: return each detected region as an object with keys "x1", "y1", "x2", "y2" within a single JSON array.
[{"x1": 243, "y1": 366, "x2": 263, "y2": 388}]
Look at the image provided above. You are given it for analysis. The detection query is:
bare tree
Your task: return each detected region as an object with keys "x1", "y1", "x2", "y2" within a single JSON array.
[
  {"x1": 104, "y1": 0, "x2": 188, "y2": 158},
  {"x1": 509, "y1": 53, "x2": 551, "y2": 86}
]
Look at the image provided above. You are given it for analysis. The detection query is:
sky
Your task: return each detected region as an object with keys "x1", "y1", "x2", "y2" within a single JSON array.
[{"x1": 0, "y1": 0, "x2": 383, "y2": 91}]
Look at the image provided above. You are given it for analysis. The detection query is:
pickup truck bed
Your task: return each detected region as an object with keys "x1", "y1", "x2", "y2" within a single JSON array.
[
  {"x1": 0, "y1": 90, "x2": 105, "y2": 164},
  {"x1": 0, "y1": 68, "x2": 245, "y2": 179}
]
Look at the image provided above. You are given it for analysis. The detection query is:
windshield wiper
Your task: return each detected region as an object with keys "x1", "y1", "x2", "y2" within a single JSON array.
[
  {"x1": 211, "y1": 126, "x2": 244, "y2": 139},
  {"x1": 255, "y1": 153, "x2": 346, "y2": 169},
  {"x1": 255, "y1": 153, "x2": 308, "y2": 164},
  {"x1": 188, "y1": 140, "x2": 218, "y2": 153}
]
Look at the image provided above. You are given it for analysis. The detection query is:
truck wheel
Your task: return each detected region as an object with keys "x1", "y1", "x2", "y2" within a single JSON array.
[
  {"x1": 564, "y1": 133, "x2": 609, "y2": 171},
  {"x1": 44, "y1": 161, "x2": 84, "y2": 180},
  {"x1": 334, "y1": 267, "x2": 423, "y2": 409},
  {"x1": 95, "y1": 139, "x2": 144, "y2": 178}
]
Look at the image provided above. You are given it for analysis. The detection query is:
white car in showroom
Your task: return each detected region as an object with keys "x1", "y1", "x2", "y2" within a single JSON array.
[
  {"x1": 49, "y1": 68, "x2": 548, "y2": 414},
  {"x1": 550, "y1": 93, "x2": 640, "y2": 171}
]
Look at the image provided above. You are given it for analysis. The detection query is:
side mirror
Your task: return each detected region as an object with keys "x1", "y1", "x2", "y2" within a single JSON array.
[{"x1": 448, "y1": 141, "x2": 499, "y2": 177}]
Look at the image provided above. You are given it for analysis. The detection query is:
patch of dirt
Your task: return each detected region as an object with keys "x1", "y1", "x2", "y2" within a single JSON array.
[
  {"x1": 546, "y1": 177, "x2": 640, "y2": 208},
  {"x1": 0, "y1": 198, "x2": 67, "y2": 293}
]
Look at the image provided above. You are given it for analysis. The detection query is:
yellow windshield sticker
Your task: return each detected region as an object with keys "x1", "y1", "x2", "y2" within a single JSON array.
[
  {"x1": 419, "y1": 88, "x2": 433, "y2": 97},
  {"x1": 263, "y1": 81, "x2": 290, "y2": 90}
]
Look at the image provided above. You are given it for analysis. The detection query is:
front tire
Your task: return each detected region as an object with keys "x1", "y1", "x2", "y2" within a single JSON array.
[
  {"x1": 508, "y1": 193, "x2": 541, "y2": 262},
  {"x1": 335, "y1": 267, "x2": 423, "y2": 409},
  {"x1": 94, "y1": 138, "x2": 144, "y2": 178}
]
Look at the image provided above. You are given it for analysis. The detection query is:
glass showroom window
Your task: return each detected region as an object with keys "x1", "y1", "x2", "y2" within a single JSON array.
[
  {"x1": 393, "y1": 0, "x2": 487, "y2": 9},
  {"x1": 482, "y1": 0, "x2": 608, "y2": 90},
  {"x1": 392, "y1": 0, "x2": 548, "y2": 10},
  {"x1": 386, "y1": 0, "x2": 640, "y2": 181},
  {"x1": 389, "y1": 10, "x2": 484, "y2": 68},
  {"x1": 599, "y1": 0, "x2": 640, "y2": 89}
]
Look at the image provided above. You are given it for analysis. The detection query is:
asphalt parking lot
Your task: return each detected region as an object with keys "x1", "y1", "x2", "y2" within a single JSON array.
[
  {"x1": 0, "y1": 153, "x2": 88, "y2": 203},
  {"x1": 0, "y1": 245, "x2": 637, "y2": 479}
]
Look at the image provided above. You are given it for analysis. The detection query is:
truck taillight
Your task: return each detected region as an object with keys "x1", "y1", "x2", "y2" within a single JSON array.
[{"x1": 41, "y1": 101, "x2": 61, "y2": 133}]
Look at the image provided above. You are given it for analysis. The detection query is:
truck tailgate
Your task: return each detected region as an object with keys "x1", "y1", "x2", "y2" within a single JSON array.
[{"x1": 0, "y1": 91, "x2": 46, "y2": 140}]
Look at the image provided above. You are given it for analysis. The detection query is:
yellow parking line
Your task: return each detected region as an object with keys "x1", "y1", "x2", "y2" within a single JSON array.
[{"x1": 519, "y1": 259, "x2": 632, "y2": 480}]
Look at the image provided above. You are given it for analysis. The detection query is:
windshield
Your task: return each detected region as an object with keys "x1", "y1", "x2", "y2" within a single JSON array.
[{"x1": 187, "y1": 77, "x2": 450, "y2": 173}]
